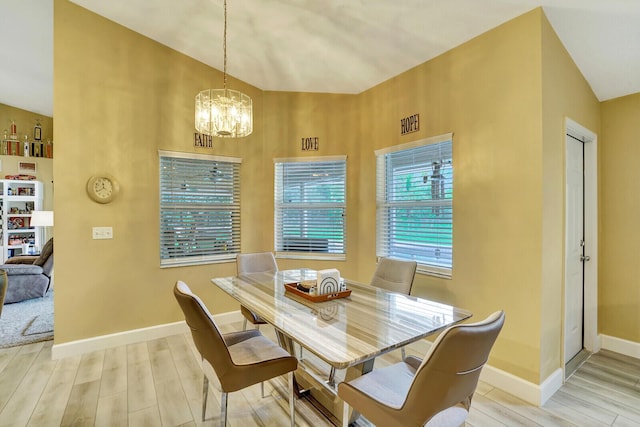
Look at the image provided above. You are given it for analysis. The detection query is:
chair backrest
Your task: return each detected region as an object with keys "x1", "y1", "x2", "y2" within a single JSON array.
[
  {"x1": 236, "y1": 252, "x2": 278, "y2": 275},
  {"x1": 34, "y1": 238, "x2": 54, "y2": 276},
  {"x1": 370, "y1": 257, "x2": 417, "y2": 294},
  {"x1": 173, "y1": 281, "x2": 237, "y2": 389},
  {"x1": 403, "y1": 311, "x2": 505, "y2": 425}
]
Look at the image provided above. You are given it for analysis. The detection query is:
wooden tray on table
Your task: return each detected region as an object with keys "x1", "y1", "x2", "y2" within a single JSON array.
[{"x1": 284, "y1": 282, "x2": 351, "y2": 302}]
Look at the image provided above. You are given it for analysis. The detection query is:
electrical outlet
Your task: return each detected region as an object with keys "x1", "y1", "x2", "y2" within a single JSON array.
[{"x1": 92, "y1": 226, "x2": 113, "y2": 239}]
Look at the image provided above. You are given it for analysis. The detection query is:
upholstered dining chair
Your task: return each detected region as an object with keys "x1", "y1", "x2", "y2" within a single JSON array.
[
  {"x1": 370, "y1": 257, "x2": 418, "y2": 295},
  {"x1": 174, "y1": 281, "x2": 298, "y2": 427},
  {"x1": 236, "y1": 252, "x2": 278, "y2": 330},
  {"x1": 338, "y1": 311, "x2": 505, "y2": 427},
  {"x1": 370, "y1": 256, "x2": 417, "y2": 361}
]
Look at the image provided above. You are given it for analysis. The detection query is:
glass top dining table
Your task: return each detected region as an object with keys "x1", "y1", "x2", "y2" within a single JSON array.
[{"x1": 212, "y1": 269, "x2": 472, "y2": 370}]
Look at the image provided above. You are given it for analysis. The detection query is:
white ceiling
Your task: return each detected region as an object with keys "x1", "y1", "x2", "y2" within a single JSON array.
[{"x1": 2, "y1": 0, "x2": 640, "y2": 118}]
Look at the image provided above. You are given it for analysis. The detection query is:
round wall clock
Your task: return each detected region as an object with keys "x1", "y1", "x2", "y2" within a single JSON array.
[{"x1": 86, "y1": 174, "x2": 120, "y2": 204}]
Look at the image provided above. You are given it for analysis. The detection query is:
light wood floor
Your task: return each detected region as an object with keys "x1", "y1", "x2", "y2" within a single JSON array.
[{"x1": 1, "y1": 321, "x2": 640, "y2": 426}]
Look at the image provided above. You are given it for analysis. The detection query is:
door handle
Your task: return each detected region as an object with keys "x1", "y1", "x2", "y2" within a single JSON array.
[{"x1": 580, "y1": 255, "x2": 591, "y2": 262}]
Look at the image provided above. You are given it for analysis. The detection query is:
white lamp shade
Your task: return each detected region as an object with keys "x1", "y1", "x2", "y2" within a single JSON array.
[{"x1": 30, "y1": 210, "x2": 54, "y2": 227}]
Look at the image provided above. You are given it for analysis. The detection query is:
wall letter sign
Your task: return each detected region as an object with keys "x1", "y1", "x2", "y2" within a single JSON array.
[
  {"x1": 194, "y1": 132, "x2": 213, "y2": 148},
  {"x1": 301, "y1": 137, "x2": 319, "y2": 151},
  {"x1": 400, "y1": 114, "x2": 420, "y2": 135}
]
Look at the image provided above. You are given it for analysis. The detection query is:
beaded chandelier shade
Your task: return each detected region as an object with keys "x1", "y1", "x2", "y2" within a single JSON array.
[{"x1": 195, "y1": 0, "x2": 252, "y2": 138}]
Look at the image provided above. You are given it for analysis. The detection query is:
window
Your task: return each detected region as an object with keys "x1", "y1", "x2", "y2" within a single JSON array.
[
  {"x1": 159, "y1": 150, "x2": 241, "y2": 267},
  {"x1": 376, "y1": 134, "x2": 453, "y2": 277},
  {"x1": 274, "y1": 156, "x2": 346, "y2": 260}
]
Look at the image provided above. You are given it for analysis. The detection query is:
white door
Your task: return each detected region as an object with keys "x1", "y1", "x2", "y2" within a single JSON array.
[{"x1": 565, "y1": 134, "x2": 585, "y2": 364}]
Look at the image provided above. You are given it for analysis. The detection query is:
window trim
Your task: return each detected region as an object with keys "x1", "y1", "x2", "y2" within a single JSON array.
[
  {"x1": 273, "y1": 155, "x2": 347, "y2": 261},
  {"x1": 375, "y1": 133, "x2": 453, "y2": 278},
  {"x1": 158, "y1": 149, "x2": 242, "y2": 268},
  {"x1": 158, "y1": 149, "x2": 242, "y2": 165},
  {"x1": 373, "y1": 133, "x2": 453, "y2": 157}
]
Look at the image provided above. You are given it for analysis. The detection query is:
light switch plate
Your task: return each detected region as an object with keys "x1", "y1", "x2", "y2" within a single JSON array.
[{"x1": 92, "y1": 226, "x2": 113, "y2": 239}]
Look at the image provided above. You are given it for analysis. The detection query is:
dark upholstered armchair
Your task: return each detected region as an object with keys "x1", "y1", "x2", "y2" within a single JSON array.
[{"x1": 1, "y1": 238, "x2": 53, "y2": 304}]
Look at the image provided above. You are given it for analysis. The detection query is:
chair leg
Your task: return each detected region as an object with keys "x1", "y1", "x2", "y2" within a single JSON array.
[
  {"x1": 261, "y1": 381, "x2": 265, "y2": 398},
  {"x1": 243, "y1": 317, "x2": 248, "y2": 330},
  {"x1": 288, "y1": 372, "x2": 295, "y2": 427},
  {"x1": 220, "y1": 392, "x2": 228, "y2": 427},
  {"x1": 342, "y1": 399, "x2": 350, "y2": 427},
  {"x1": 401, "y1": 347, "x2": 406, "y2": 361},
  {"x1": 202, "y1": 374, "x2": 209, "y2": 421},
  {"x1": 462, "y1": 394, "x2": 473, "y2": 411}
]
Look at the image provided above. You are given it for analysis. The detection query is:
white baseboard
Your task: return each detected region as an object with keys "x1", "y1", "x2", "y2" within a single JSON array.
[
  {"x1": 51, "y1": 310, "x2": 243, "y2": 360},
  {"x1": 599, "y1": 334, "x2": 640, "y2": 359},
  {"x1": 479, "y1": 364, "x2": 563, "y2": 407},
  {"x1": 479, "y1": 334, "x2": 640, "y2": 407}
]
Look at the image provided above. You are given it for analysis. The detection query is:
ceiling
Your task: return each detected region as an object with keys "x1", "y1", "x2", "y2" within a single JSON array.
[{"x1": 2, "y1": 0, "x2": 640, "y2": 118}]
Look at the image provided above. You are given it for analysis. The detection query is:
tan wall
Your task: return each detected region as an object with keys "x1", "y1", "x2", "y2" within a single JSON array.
[
  {"x1": 261, "y1": 91, "x2": 360, "y2": 278},
  {"x1": 356, "y1": 10, "x2": 546, "y2": 382},
  {"x1": 261, "y1": 12, "x2": 552, "y2": 384},
  {"x1": 53, "y1": 1, "x2": 617, "y2": 386},
  {"x1": 53, "y1": 0, "x2": 264, "y2": 342},
  {"x1": 600, "y1": 93, "x2": 640, "y2": 342},
  {"x1": 539, "y1": 15, "x2": 601, "y2": 380}
]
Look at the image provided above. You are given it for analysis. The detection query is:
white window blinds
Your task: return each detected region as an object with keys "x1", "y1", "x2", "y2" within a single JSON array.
[
  {"x1": 274, "y1": 157, "x2": 346, "y2": 259},
  {"x1": 376, "y1": 134, "x2": 453, "y2": 277},
  {"x1": 159, "y1": 151, "x2": 241, "y2": 267}
]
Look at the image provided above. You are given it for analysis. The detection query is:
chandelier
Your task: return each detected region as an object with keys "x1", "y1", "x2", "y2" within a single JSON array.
[{"x1": 195, "y1": 0, "x2": 252, "y2": 138}]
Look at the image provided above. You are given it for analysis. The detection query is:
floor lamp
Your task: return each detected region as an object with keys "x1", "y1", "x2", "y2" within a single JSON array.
[{"x1": 30, "y1": 210, "x2": 54, "y2": 252}]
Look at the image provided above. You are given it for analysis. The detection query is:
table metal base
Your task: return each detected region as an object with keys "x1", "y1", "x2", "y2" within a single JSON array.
[{"x1": 277, "y1": 330, "x2": 373, "y2": 425}]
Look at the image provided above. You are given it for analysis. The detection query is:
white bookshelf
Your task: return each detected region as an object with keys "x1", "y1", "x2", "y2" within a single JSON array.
[{"x1": 0, "y1": 179, "x2": 43, "y2": 262}]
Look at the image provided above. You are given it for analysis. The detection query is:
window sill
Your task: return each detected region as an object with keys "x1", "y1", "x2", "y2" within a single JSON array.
[
  {"x1": 160, "y1": 255, "x2": 235, "y2": 268},
  {"x1": 275, "y1": 252, "x2": 346, "y2": 262},
  {"x1": 416, "y1": 265, "x2": 452, "y2": 279}
]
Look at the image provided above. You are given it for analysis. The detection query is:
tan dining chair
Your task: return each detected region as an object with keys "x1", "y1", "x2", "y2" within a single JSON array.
[
  {"x1": 174, "y1": 281, "x2": 298, "y2": 427},
  {"x1": 370, "y1": 257, "x2": 417, "y2": 295},
  {"x1": 337, "y1": 310, "x2": 505, "y2": 427},
  {"x1": 236, "y1": 252, "x2": 278, "y2": 330},
  {"x1": 370, "y1": 256, "x2": 417, "y2": 360}
]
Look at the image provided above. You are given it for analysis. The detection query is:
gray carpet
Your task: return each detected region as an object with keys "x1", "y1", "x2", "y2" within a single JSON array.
[{"x1": 0, "y1": 290, "x2": 53, "y2": 348}]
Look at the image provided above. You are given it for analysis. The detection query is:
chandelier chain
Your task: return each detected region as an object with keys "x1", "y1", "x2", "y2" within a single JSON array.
[
  {"x1": 223, "y1": 0, "x2": 227, "y2": 92},
  {"x1": 195, "y1": 0, "x2": 252, "y2": 138}
]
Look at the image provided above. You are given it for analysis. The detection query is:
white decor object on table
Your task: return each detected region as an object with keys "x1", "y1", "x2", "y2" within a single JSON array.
[{"x1": 317, "y1": 268, "x2": 342, "y2": 295}]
